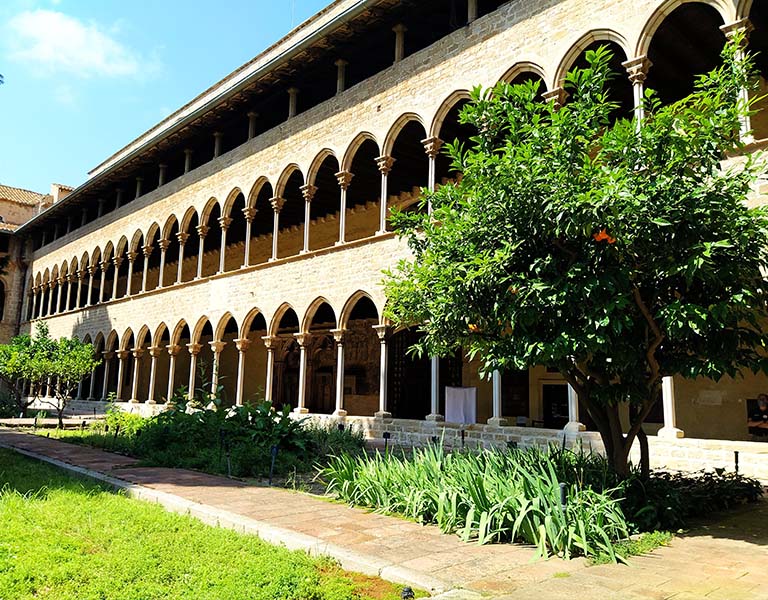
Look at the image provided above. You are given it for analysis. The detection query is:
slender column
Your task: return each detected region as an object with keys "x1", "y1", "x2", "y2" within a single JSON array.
[
  {"x1": 146, "y1": 346, "x2": 161, "y2": 404},
  {"x1": 66, "y1": 215, "x2": 73, "y2": 234},
  {"x1": 100, "y1": 351, "x2": 113, "y2": 401},
  {"x1": 269, "y1": 197, "x2": 285, "y2": 261},
  {"x1": 46, "y1": 281, "x2": 55, "y2": 315},
  {"x1": 294, "y1": 333, "x2": 309, "y2": 413},
  {"x1": 247, "y1": 111, "x2": 258, "y2": 140},
  {"x1": 99, "y1": 260, "x2": 108, "y2": 303},
  {"x1": 77, "y1": 379, "x2": 84, "y2": 401},
  {"x1": 331, "y1": 329, "x2": 347, "y2": 416},
  {"x1": 242, "y1": 207, "x2": 256, "y2": 267},
  {"x1": 186, "y1": 343, "x2": 202, "y2": 400},
  {"x1": 184, "y1": 149, "x2": 193, "y2": 174},
  {"x1": 195, "y1": 225, "x2": 209, "y2": 279},
  {"x1": 165, "y1": 345, "x2": 181, "y2": 403},
  {"x1": 426, "y1": 356, "x2": 444, "y2": 421},
  {"x1": 129, "y1": 348, "x2": 145, "y2": 403},
  {"x1": 141, "y1": 243, "x2": 152, "y2": 292},
  {"x1": 287, "y1": 87, "x2": 299, "y2": 118},
  {"x1": 564, "y1": 384, "x2": 586, "y2": 433},
  {"x1": 335, "y1": 170, "x2": 353, "y2": 245},
  {"x1": 392, "y1": 24, "x2": 407, "y2": 63},
  {"x1": 158, "y1": 163, "x2": 167, "y2": 187},
  {"x1": 97, "y1": 198, "x2": 106, "y2": 219},
  {"x1": 658, "y1": 376, "x2": 684, "y2": 438},
  {"x1": 81, "y1": 208, "x2": 88, "y2": 227},
  {"x1": 115, "y1": 188, "x2": 124, "y2": 209},
  {"x1": 125, "y1": 252, "x2": 137, "y2": 296},
  {"x1": 158, "y1": 238, "x2": 170, "y2": 287},
  {"x1": 422, "y1": 136, "x2": 443, "y2": 213},
  {"x1": 111, "y1": 256, "x2": 123, "y2": 298},
  {"x1": 488, "y1": 370, "x2": 508, "y2": 426},
  {"x1": 373, "y1": 325, "x2": 390, "y2": 417},
  {"x1": 31, "y1": 286, "x2": 39, "y2": 319},
  {"x1": 57, "y1": 277, "x2": 66, "y2": 313},
  {"x1": 467, "y1": 0, "x2": 478, "y2": 23},
  {"x1": 622, "y1": 56, "x2": 651, "y2": 127},
  {"x1": 375, "y1": 156, "x2": 395, "y2": 234},
  {"x1": 218, "y1": 217, "x2": 232, "y2": 273},
  {"x1": 262, "y1": 336, "x2": 276, "y2": 403},
  {"x1": 65, "y1": 274, "x2": 75, "y2": 311},
  {"x1": 88, "y1": 364, "x2": 98, "y2": 400},
  {"x1": 300, "y1": 184, "x2": 317, "y2": 254},
  {"x1": 209, "y1": 341, "x2": 226, "y2": 397},
  {"x1": 721, "y1": 19, "x2": 754, "y2": 142},
  {"x1": 213, "y1": 131, "x2": 223, "y2": 158},
  {"x1": 115, "y1": 349, "x2": 129, "y2": 401},
  {"x1": 234, "y1": 338, "x2": 251, "y2": 406},
  {"x1": 135, "y1": 176, "x2": 143, "y2": 200},
  {"x1": 176, "y1": 232, "x2": 189, "y2": 283},
  {"x1": 75, "y1": 271, "x2": 83, "y2": 308},
  {"x1": 334, "y1": 59, "x2": 348, "y2": 95}
]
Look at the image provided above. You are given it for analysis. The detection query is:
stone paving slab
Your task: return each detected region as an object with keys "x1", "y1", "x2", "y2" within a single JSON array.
[{"x1": 1, "y1": 429, "x2": 767, "y2": 599}]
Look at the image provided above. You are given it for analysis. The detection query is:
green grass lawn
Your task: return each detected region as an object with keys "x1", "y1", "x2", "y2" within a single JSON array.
[{"x1": 0, "y1": 449, "x2": 406, "y2": 600}]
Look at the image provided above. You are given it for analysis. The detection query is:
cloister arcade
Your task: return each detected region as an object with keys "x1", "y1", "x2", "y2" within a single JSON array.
[{"x1": 20, "y1": 0, "x2": 768, "y2": 441}]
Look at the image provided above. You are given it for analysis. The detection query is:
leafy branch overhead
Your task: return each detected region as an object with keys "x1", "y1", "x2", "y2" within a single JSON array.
[{"x1": 384, "y1": 39, "x2": 768, "y2": 476}]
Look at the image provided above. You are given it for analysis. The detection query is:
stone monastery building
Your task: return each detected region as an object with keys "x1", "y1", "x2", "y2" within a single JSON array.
[{"x1": 7, "y1": 0, "x2": 768, "y2": 476}]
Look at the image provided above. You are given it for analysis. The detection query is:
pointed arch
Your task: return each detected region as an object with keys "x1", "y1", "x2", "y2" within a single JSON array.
[
  {"x1": 200, "y1": 196, "x2": 222, "y2": 225},
  {"x1": 91, "y1": 246, "x2": 102, "y2": 265},
  {"x1": 129, "y1": 229, "x2": 145, "y2": 253},
  {"x1": 120, "y1": 327, "x2": 134, "y2": 350},
  {"x1": 247, "y1": 177, "x2": 272, "y2": 208},
  {"x1": 301, "y1": 297, "x2": 338, "y2": 333},
  {"x1": 192, "y1": 315, "x2": 212, "y2": 344},
  {"x1": 102, "y1": 241, "x2": 115, "y2": 262},
  {"x1": 306, "y1": 149, "x2": 338, "y2": 187},
  {"x1": 171, "y1": 319, "x2": 190, "y2": 345},
  {"x1": 115, "y1": 236, "x2": 129, "y2": 256},
  {"x1": 162, "y1": 214, "x2": 179, "y2": 240},
  {"x1": 340, "y1": 290, "x2": 381, "y2": 329},
  {"x1": 93, "y1": 331, "x2": 105, "y2": 350},
  {"x1": 180, "y1": 206, "x2": 198, "y2": 232},
  {"x1": 383, "y1": 113, "x2": 428, "y2": 156},
  {"x1": 240, "y1": 307, "x2": 267, "y2": 338},
  {"x1": 554, "y1": 29, "x2": 632, "y2": 88},
  {"x1": 105, "y1": 330, "x2": 119, "y2": 351},
  {"x1": 135, "y1": 325, "x2": 152, "y2": 348},
  {"x1": 269, "y1": 302, "x2": 297, "y2": 336},
  {"x1": 153, "y1": 322, "x2": 169, "y2": 345},
  {"x1": 145, "y1": 222, "x2": 161, "y2": 243},
  {"x1": 341, "y1": 132, "x2": 380, "y2": 172},
  {"x1": 499, "y1": 60, "x2": 549, "y2": 85},
  {"x1": 275, "y1": 164, "x2": 304, "y2": 198},
  {"x1": 222, "y1": 187, "x2": 244, "y2": 218},
  {"x1": 429, "y1": 90, "x2": 472, "y2": 138},
  {"x1": 215, "y1": 312, "x2": 238, "y2": 341}
]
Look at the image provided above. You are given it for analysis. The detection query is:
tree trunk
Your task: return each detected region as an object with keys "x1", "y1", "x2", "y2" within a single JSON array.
[{"x1": 637, "y1": 427, "x2": 650, "y2": 479}]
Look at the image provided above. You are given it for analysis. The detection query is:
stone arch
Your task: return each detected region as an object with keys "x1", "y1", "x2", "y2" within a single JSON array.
[
  {"x1": 247, "y1": 176, "x2": 272, "y2": 209},
  {"x1": 180, "y1": 206, "x2": 198, "y2": 233},
  {"x1": 115, "y1": 235, "x2": 129, "y2": 256},
  {"x1": 91, "y1": 246, "x2": 102, "y2": 266},
  {"x1": 135, "y1": 325, "x2": 151, "y2": 348},
  {"x1": 240, "y1": 307, "x2": 266, "y2": 338},
  {"x1": 120, "y1": 327, "x2": 134, "y2": 351},
  {"x1": 554, "y1": 29, "x2": 632, "y2": 88},
  {"x1": 269, "y1": 302, "x2": 297, "y2": 336},
  {"x1": 383, "y1": 112, "x2": 428, "y2": 156},
  {"x1": 200, "y1": 196, "x2": 221, "y2": 226},
  {"x1": 93, "y1": 331, "x2": 105, "y2": 349},
  {"x1": 105, "y1": 330, "x2": 119, "y2": 351},
  {"x1": 635, "y1": 0, "x2": 734, "y2": 57},
  {"x1": 306, "y1": 149, "x2": 338, "y2": 187},
  {"x1": 736, "y1": 0, "x2": 753, "y2": 19},
  {"x1": 192, "y1": 316, "x2": 213, "y2": 344},
  {"x1": 498, "y1": 60, "x2": 549, "y2": 85},
  {"x1": 275, "y1": 164, "x2": 304, "y2": 198},
  {"x1": 429, "y1": 90, "x2": 472, "y2": 138},
  {"x1": 129, "y1": 229, "x2": 144, "y2": 253},
  {"x1": 42, "y1": 267, "x2": 50, "y2": 285},
  {"x1": 102, "y1": 241, "x2": 115, "y2": 263},
  {"x1": 302, "y1": 297, "x2": 337, "y2": 333},
  {"x1": 222, "y1": 187, "x2": 244, "y2": 218},
  {"x1": 171, "y1": 319, "x2": 189, "y2": 346},
  {"x1": 162, "y1": 214, "x2": 179, "y2": 239},
  {"x1": 341, "y1": 132, "x2": 380, "y2": 172},
  {"x1": 339, "y1": 290, "x2": 381, "y2": 329},
  {"x1": 79, "y1": 251, "x2": 90, "y2": 270},
  {"x1": 153, "y1": 322, "x2": 169, "y2": 345},
  {"x1": 215, "y1": 312, "x2": 238, "y2": 341}
]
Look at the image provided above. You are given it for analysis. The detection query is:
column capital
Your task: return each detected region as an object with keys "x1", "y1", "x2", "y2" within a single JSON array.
[
  {"x1": 77, "y1": 269, "x2": 86, "y2": 281},
  {"x1": 375, "y1": 155, "x2": 396, "y2": 175},
  {"x1": 218, "y1": 216, "x2": 233, "y2": 230},
  {"x1": 209, "y1": 340, "x2": 226, "y2": 354},
  {"x1": 720, "y1": 18, "x2": 753, "y2": 43},
  {"x1": 334, "y1": 58, "x2": 349, "y2": 68},
  {"x1": 126, "y1": 251, "x2": 138, "y2": 263},
  {"x1": 242, "y1": 206, "x2": 257, "y2": 222},
  {"x1": 131, "y1": 347, "x2": 145, "y2": 359},
  {"x1": 300, "y1": 183, "x2": 318, "y2": 202},
  {"x1": 176, "y1": 231, "x2": 190, "y2": 245},
  {"x1": 392, "y1": 23, "x2": 408, "y2": 34},
  {"x1": 158, "y1": 238, "x2": 171, "y2": 251},
  {"x1": 372, "y1": 324, "x2": 389, "y2": 341},
  {"x1": 57, "y1": 275, "x2": 66, "y2": 285},
  {"x1": 165, "y1": 344, "x2": 182, "y2": 357},
  {"x1": 213, "y1": 130, "x2": 224, "y2": 140},
  {"x1": 234, "y1": 338, "x2": 251, "y2": 352},
  {"x1": 112, "y1": 255, "x2": 123, "y2": 268},
  {"x1": 88, "y1": 265, "x2": 98, "y2": 276},
  {"x1": 261, "y1": 335, "x2": 277, "y2": 350},
  {"x1": 335, "y1": 170, "x2": 354, "y2": 190},
  {"x1": 99, "y1": 260, "x2": 110, "y2": 272},
  {"x1": 330, "y1": 328, "x2": 346, "y2": 343},
  {"x1": 142, "y1": 244, "x2": 153, "y2": 258},
  {"x1": 148, "y1": 346, "x2": 163, "y2": 358},
  {"x1": 246, "y1": 110, "x2": 258, "y2": 118},
  {"x1": 196, "y1": 225, "x2": 210, "y2": 238},
  {"x1": 67, "y1": 272, "x2": 77, "y2": 283},
  {"x1": 102, "y1": 350, "x2": 115, "y2": 360},
  {"x1": 270, "y1": 196, "x2": 286, "y2": 213},
  {"x1": 116, "y1": 349, "x2": 131, "y2": 360},
  {"x1": 421, "y1": 136, "x2": 444, "y2": 159},
  {"x1": 186, "y1": 343, "x2": 203, "y2": 356},
  {"x1": 542, "y1": 87, "x2": 567, "y2": 109},
  {"x1": 294, "y1": 332, "x2": 310, "y2": 347},
  {"x1": 184, "y1": 148, "x2": 194, "y2": 157},
  {"x1": 622, "y1": 55, "x2": 652, "y2": 84}
]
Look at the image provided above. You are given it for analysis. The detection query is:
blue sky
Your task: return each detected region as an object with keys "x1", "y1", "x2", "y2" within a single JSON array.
[{"x1": 0, "y1": 0, "x2": 329, "y2": 193}]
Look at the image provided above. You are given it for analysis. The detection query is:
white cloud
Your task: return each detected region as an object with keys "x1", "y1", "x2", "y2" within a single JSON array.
[{"x1": 6, "y1": 9, "x2": 155, "y2": 78}]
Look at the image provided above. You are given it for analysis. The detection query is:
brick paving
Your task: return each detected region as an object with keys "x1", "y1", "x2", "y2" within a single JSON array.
[{"x1": 1, "y1": 429, "x2": 766, "y2": 599}]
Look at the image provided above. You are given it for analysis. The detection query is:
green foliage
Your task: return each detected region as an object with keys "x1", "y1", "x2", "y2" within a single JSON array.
[
  {"x1": 0, "y1": 449, "x2": 404, "y2": 600},
  {"x1": 384, "y1": 40, "x2": 768, "y2": 475},
  {"x1": 589, "y1": 531, "x2": 673, "y2": 565}
]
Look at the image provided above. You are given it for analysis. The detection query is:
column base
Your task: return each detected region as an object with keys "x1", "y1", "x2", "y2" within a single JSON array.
[
  {"x1": 376, "y1": 229, "x2": 388, "y2": 236},
  {"x1": 487, "y1": 416, "x2": 508, "y2": 427},
  {"x1": 293, "y1": 407, "x2": 309, "y2": 414},
  {"x1": 564, "y1": 421, "x2": 586, "y2": 433},
  {"x1": 334, "y1": 240, "x2": 346, "y2": 247},
  {"x1": 145, "y1": 399, "x2": 157, "y2": 405},
  {"x1": 268, "y1": 257, "x2": 277, "y2": 263},
  {"x1": 129, "y1": 398, "x2": 140, "y2": 404},
  {"x1": 332, "y1": 409, "x2": 348, "y2": 417},
  {"x1": 658, "y1": 426, "x2": 684, "y2": 439},
  {"x1": 425, "y1": 413, "x2": 444, "y2": 422},
  {"x1": 299, "y1": 249, "x2": 309, "y2": 255},
  {"x1": 374, "y1": 410, "x2": 392, "y2": 420}
]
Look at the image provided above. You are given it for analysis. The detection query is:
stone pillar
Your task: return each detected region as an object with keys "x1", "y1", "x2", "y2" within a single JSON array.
[
  {"x1": 294, "y1": 333, "x2": 309, "y2": 413},
  {"x1": 426, "y1": 357, "x2": 444, "y2": 421},
  {"x1": 300, "y1": 184, "x2": 317, "y2": 254},
  {"x1": 130, "y1": 347, "x2": 145, "y2": 403},
  {"x1": 334, "y1": 59, "x2": 348, "y2": 95},
  {"x1": 392, "y1": 24, "x2": 407, "y2": 63},
  {"x1": 622, "y1": 56, "x2": 651, "y2": 126},
  {"x1": 135, "y1": 176, "x2": 143, "y2": 200},
  {"x1": 31, "y1": 286, "x2": 39, "y2": 319},
  {"x1": 542, "y1": 87, "x2": 567, "y2": 109},
  {"x1": 158, "y1": 163, "x2": 167, "y2": 187},
  {"x1": 115, "y1": 349, "x2": 130, "y2": 401},
  {"x1": 658, "y1": 376, "x2": 684, "y2": 438},
  {"x1": 63, "y1": 276, "x2": 72, "y2": 312},
  {"x1": 99, "y1": 260, "x2": 108, "y2": 303},
  {"x1": 262, "y1": 336, "x2": 276, "y2": 403},
  {"x1": 111, "y1": 256, "x2": 122, "y2": 298},
  {"x1": 335, "y1": 170, "x2": 353, "y2": 245},
  {"x1": 721, "y1": 19, "x2": 755, "y2": 142},
  {"x1": 74, "y1": 271, "x2": 83, "y2": 309},
  {"x1": 158, "y1": 238, "x2": 170, "y2": 287},
  {"x1": 213, "y1": 131, "x2": 223, "y2": 158},
  {"x1": 209, "y1": 340, "x2": 226, "y2": 397},
  {"x1": 375, "y1": 155, "x2": 395, "y2": 234},
  {"x1": 242, "y1": 207, "x2": 256, "y2": 267},
  {"x1": 218, "y1": 216, "x2": 232, "y2": 273},
  {"x1": 101, "y1": 351, "x2": 113, "y2": 401},
  {"x1": 47, "y1": 281, "x2": 55, "y2": 315},
  {"x1": 176, "y1": 232, "x2": 189, "y2": 283},
  {"x1": 141, "y1": 244, "x2": 152, "y2": 292},
  {"x1": 564, "y1": 384, "x2": 586, "y2": 433},
  {"x1": 165, "y1": 345, "x2": 181, "y2": 404},
  {"x1": 56, "y1": 277, "x2": 66, "y2": 313},
  {"x1": 66, "y1": 215, "x2": 73, "y2": 235},
  {"x1": 184, "y1": 149, "x2": 193, "y2": 174},
  {"x1": 76, "y1": 379, "x2": 83, "y2": 401},
  {"x1": 488, "y1": 370, "x2": 508, "y2": 426},
  {"x1": 195, "y1": 225, "x2": 209, "y2": 279},
  {"x1": 373, "y1": 325, "x2": 390, "y2": 418},
  {"x1": 115, "y1": 188, "x2": 124, "y2": 209},
  {"x1": 88, "y1": 364, "x2": 98, "y2": 400},
  {"x1": 125, "y1": 251, "x2": 137, "y2": 296},
  {"x1": 247, "y1": 111, "x2": 258, "y2": 140},
  {"x1": 145, "y1": 346, "x2": 162, "y2": 404},
  {"x1": 467, "y1": 0, "x2": 478, "y2": 23},
  {"x1": 186, "y1": 343, "x2": 202, "y2": 400},
  {"x1": 331, "y1": 329, "x2": 347, "y2": 416},
  {"x1": 97, "y1": 198, "x2": 106, "y2": 219},
  {"x1": 287, "y1": 87, "x2": 299, "y2": 118},
  {"x1": 269, "y1": 197, "x2": 285, "y2": 261},
  {"x1": 234, "y1": 338, "x2": 251, "y2": 406},
  {"x1": 81, "y1": 208, "x2": 88, "y2": 227},
  {"x1": 423, "y1": 136, "x2": 443, "y2": 213},
  {"x1": 67, "y1": 273, "x2": 76, "y2": 310}
]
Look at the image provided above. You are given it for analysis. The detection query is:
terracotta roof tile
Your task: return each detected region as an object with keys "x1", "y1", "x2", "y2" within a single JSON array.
[{"x1": 0, "y1": 184, "x2": 46, "y2": 207}]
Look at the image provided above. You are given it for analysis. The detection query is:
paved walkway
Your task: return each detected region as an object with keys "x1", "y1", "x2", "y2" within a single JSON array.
[{"x1": 0, "y1": 429, "x2": 766, "y2": 599}]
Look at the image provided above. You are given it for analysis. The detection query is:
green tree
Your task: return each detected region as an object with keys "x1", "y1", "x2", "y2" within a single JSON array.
[
  {"x1": 0, "y1": 323, "x2": 99, "y2": 426},
  {"x1": 384, "y1": 40, "x2": 768, "y2": 477}
]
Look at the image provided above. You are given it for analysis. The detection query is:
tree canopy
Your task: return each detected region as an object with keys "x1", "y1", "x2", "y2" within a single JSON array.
[{"x1": 384, "y1": 40, "x2": 768, "y2": 476}]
